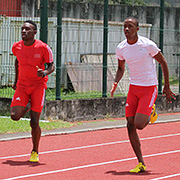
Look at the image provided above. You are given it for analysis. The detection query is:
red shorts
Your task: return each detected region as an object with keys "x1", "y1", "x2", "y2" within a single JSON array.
[
  {"x1": 125, "y1": 84, "x2": 157, "y2": 117},
  {"x1": 11, "y1": 85, "x2": 45, "y2": 113}
]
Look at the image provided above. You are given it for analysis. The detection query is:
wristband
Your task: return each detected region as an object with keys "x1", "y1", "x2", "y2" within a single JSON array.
[{"x1": 42, "y1": 72, "x2": 47, "y2": 78}]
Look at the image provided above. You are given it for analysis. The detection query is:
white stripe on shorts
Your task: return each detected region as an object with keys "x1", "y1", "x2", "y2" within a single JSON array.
[{"x1": 149, "y1": 86, "x2": 157, "y2": 107}]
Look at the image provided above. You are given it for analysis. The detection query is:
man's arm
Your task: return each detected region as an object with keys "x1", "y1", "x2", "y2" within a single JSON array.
[
  {"x1": 44, "y1": 62, "x2": 55, "y2": 76},
  {"x1": 111, "y1": 60, "x2": 125, "y2": 97},
  {"x1": 37, "y1": 62, "x2": 55, "y2": 78},
  {"x1": 12, "y1": 58, "x2": 19, "y2": 90},
  {"x1": 154, "y1": 51, "x2": 176, "y2": 102}
]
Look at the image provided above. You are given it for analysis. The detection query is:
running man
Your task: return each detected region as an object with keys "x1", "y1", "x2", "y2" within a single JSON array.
[
  {"x1": 111, "y1": 17, "x2": 176, "y2": 173},
  {"x1": 10, "y1": 20, "x2": 55, "y2": 162}
]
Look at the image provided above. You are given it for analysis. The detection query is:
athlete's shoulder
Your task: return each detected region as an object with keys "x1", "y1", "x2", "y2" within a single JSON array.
[
  {"x1": 117, "y1": 39, "x2": 127, "y2": 50},
  {"x1": 12, "y1": 40, "x2": 23, "y2": 48},
  {"x1": 138, "y1": 35, "x2": 156, "y2": 46},
  {"x1": 138, "y1": 35, "x2": 160, "y2": 55},
  {"x1": 35, "y1": 39, "x2": 51, "y2": 51},
  {"x1": 12, "y1": 40, "x2": 23, "y2": 55}
]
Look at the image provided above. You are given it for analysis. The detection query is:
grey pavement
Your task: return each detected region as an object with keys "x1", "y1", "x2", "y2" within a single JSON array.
[{"x1": 0, "y1": 113, "x2": 180, "y2": 142}]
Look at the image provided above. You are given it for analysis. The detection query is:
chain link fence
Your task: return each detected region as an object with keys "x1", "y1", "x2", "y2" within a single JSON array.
[{"x1": 0, "y1": 0, "x2": 179, "y2": 100}]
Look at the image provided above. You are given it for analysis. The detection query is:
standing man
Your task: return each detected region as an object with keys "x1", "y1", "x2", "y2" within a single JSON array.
[
  {"x1": 10, "y1": 20, "x2": 55, "y2": 162},
  {"x1": 111, "y1": 17, "x2": 175, "y2": 173}
]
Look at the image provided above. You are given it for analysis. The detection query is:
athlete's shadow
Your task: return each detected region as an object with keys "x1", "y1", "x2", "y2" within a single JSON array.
[
  {"x1": 2, "y1": 160, "x2": 46, "y2": 167},
  {"x1": 105, "y1": 170, "x2": 161, "y2": 176}
]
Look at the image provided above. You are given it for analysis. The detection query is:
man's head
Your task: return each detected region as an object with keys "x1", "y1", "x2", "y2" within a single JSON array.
[
  {"x1": 123, "y1": 17, "x2": 139, "y2": 40},
  {"x1": 21, "y1": 20, "x2": 37, "y2": 43}
]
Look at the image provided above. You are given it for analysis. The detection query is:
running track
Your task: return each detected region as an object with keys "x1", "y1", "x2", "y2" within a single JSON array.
[{"x1": 1, "y1": 121, "x2": 180, "y2": 180}]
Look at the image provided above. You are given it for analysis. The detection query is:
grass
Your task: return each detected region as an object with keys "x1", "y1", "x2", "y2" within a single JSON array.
[
  {"x1": 1, "y1": 76, "x2": 179, "y2": 100},
  {"x1": 0, "y1": 117, "x2": 83, "y2": 134},
  {"x1": 0, "y1": 87, "x2": 125, "y2": 100},
  {"x1": 162, "y1": 76, "x2": 179, "y2": 85}
]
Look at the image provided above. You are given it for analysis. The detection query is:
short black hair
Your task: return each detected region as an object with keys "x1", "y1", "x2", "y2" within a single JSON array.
[
  {"x1": 125, "y1": 17, "x2": 139, "y2": 27},
  {"x1": 24, "y1": 20, "x2": 37, "y2": 30}
]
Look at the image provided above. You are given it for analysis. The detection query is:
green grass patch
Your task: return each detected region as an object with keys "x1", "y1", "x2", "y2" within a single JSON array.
[
  {"x1": 108, "y1": 119, "x2": 115, "y2": 122},
  {"x1": 0, "y1": 117, "x2": 82, "y2": 134},
  {"x1": 0, "y1": 87, "x2": 125, "y2": 100},
  {"x1": 169, "y1": 77, "x2": 179, "y2": 85},
  {"x1": 162, "y1": 76, "x2": 179, "y2": 85}
]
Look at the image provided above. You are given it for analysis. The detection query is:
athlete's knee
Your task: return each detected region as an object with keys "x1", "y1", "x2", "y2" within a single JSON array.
[
  {"x1": 134, "y1": 113, "x2": 148, "y2": 130},
  {"x1": 135, "y1": 123, "x2": 144, "y2": 130},
  {"x1": 30, "y1": 118, "x2": 40, "y2": 129},
  {"x1": 127, "y1": 119, "x2": 145, "y2": 130},
  {"x1": 11, "y1": 112, "x2": 21, "y2": 121},
  {"x1": 30, "y1": 121, "x2": 38, "y2": 129},
  {"x1": 10, "y1": 106, "x2": 26, "y2": 121}
]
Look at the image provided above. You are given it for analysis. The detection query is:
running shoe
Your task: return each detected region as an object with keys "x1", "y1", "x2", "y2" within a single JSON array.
[
  {"x1": 29, "y1": 151, "x2": 39, "y2": 162},
  {"x1": 130, "y1": 162, "x2": 146, "y2": 173},
  {"x1": 150, "y1": 104, "x2": 157, "y2": 124}
]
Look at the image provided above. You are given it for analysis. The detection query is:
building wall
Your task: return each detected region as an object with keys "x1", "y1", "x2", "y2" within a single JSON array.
[{"x1": 0, "y1": 0, "x2": 21, "y2": 17}]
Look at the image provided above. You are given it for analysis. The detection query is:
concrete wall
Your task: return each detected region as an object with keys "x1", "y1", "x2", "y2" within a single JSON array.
[{"x1": 1, "y1": 95, "x2": 180, "y2": 122}]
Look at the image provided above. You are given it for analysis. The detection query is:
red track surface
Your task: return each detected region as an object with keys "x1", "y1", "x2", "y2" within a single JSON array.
[{"x1": 1, "y1": 122, "x2": 180, "y2": 180}]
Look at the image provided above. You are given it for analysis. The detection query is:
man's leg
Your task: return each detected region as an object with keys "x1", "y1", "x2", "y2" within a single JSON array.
[
  {"x1": 30, "y1": 110, "x2": 41, "y2": 153},
  {"x1": 10, "y1": 87, "x2": 29, "y2": 121},
  {"x1": 29, "y1": 86, "x2": 45, "y2": 162},
  {"x1": 127, "y1": 113, "x2": 149, "y2": 173},
  {"x1": 127, "y1": 116, "x2": 144, "y2": 165},
  {"x1": 134, "y1": 113, "x2": 150, "y2": 130},
  {"x1": 20, "y1": 102, "x2": 31, "y2": 118},
  {"x1": 29, "y1": 110, "x2": 41, "y2": 163},
  {"x1": 11, "y1": 106, "x2": 27, "y2": 121}
]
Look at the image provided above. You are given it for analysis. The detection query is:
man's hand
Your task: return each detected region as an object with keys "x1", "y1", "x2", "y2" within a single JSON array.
[
  {"x1": 163, "y1": 85, "x2": 176, "y2": 103},
  {"x1": 110, "y1": 82, "x2": 118, "y2": 97},
  {"x1": 36, "y1": 66, "x2": 46, "y2": 78}
]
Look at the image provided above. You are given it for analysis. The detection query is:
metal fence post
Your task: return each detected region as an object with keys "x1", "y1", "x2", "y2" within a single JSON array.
[
  {"x1": 56, "y1": 0, "x2": 62, "y2": 100},
  {"x1": 40, "y1": 0, "x2": 48, "y2": 43},
  {"x1": 158, "y1": 0, "x2": 164, "y2": 95},
  {"x1": 102, "y1": 0, "x2": 108, "y2": 97}
]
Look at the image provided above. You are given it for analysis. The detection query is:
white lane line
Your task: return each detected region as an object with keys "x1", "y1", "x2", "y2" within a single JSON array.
[
  {"x1": 1, "y1": 132, "x2": 180, "y2": 160},
  {"x1": 2, "y1": 149, "x2": 180, "y2": 180},
  {"x1": 150, "y1": 173, "x2": 180, "y2": 180}
]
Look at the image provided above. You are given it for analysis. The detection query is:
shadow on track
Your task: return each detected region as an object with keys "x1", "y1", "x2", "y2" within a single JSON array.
[
  {"x1": 2, "y1": 160, "x2": 46, "y2": 167},
  {"x1": 105, "y1": 170, "x2": 162, "y2": 176}
]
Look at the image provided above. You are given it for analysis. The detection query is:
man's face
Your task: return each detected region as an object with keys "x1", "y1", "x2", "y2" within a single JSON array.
[
  {"x1": 123, "y1": 19, "x2": 139, "y2": 39},
  {"x1": 21, "y1": 22, "x2": 36, "y2": 41}
]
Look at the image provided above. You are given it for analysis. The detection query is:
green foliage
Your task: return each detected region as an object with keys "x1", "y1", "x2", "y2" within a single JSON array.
[
  {"x1": 0, "y1": 86, "x2": 124, "y2": 101},
  {"x1": 162, "y1": 76, "x2": 179, "y2": 85}
]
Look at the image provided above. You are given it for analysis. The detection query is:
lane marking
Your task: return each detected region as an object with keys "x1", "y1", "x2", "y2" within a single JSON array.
[
  {"x1": 1, "y1": 132, "x2": 180, "y2": 160},
  {"x1": 150, "y1": 173, "x2": 180, "y2": 180},
  {"x1": 2, "y1": 149, "x2": 180, "y2": 180}
]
